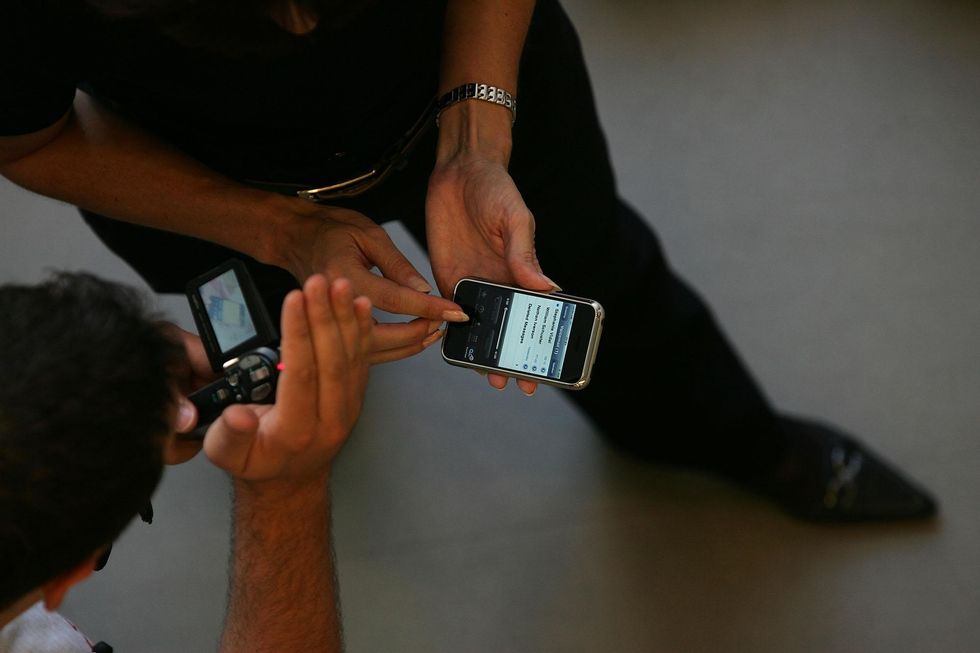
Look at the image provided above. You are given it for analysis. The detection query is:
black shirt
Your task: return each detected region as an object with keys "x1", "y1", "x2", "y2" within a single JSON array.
[{"x1": 1, "y1": 0, "x2": 445, "y2": 184}]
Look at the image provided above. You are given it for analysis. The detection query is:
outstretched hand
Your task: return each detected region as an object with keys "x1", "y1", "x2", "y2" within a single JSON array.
[{"x1": 203, "y1": 275, "x2": 373, "y2": 487}]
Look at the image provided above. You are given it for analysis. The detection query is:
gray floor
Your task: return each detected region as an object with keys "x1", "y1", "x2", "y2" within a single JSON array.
[{"x1": 2, "y1": 1, "x2": 978, "y2": 651}]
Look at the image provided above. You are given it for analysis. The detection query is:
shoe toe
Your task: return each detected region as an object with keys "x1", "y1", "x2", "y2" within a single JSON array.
[
  {"x1": 776, "y1": 417, "x2": 938, "y2": 523},
  {"x1": 821, "y1": 435, "x2": 937, "y2": 522}
]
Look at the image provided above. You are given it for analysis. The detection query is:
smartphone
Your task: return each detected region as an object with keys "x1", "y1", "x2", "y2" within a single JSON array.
[{"x1": 441, "y1": 277, "x2": 604, "y2": 390}]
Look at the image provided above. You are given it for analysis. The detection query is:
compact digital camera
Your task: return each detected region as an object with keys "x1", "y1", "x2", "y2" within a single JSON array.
[{"x1": 183, "y1": 259, "x2": 281, "y2": 438}]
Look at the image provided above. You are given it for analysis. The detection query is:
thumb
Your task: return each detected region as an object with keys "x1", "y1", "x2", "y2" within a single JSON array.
[
  {"x1": 202, "y1": 405, "x2": 260, "y2": 475},
  {"x1": 505, "y1": 220, "x2": 561, "y2": 293},
  {"x1": 174, "y1": 396, "x2": 198, "y2": 434}
]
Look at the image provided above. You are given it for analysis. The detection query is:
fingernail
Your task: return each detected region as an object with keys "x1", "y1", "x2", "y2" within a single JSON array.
[
  {"x1": 422, "y1": 328, "x2": 444, "y2": 348},
  {"x1": 541, "y1": 275, "x2": 562, "y2": 292},
  {"x1": 410, "y1": 278, "x2": 433, "y2": 293},
  {"x1": 522, "y1": 387, "x2": 536, "y2": 397},
  {"x1": 176, "y1": 398, "x2": 197, "y2": 432},
  {"x1": 428, "y1": 319, "x2": 444, "y2": 332},
  {"x1": 442, "y1": 310, "x2": 469, "y2": 322}
]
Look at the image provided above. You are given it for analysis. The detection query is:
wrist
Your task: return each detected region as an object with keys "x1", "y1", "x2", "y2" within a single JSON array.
[
  {"x1": 435, "y1": 99, "x2": 513, "y2": 166},
  {"x1": 223, "y1": 189, "x2": 299, "y2": 268},
  {"x1": 254, "y1": 192, "x2": 328, "y2": 276},
  {"x1": 233, "y1": 473, "x2": 331, "y2": 511},
  {"x1": 436, "y1": 82, "x2": 516, "y2": 127}
]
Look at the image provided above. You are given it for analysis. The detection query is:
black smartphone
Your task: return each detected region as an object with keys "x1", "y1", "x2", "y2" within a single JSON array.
[
  {"x1": 441, "y1": 277, "x2": 604, "y2": 390},
  {"x1": 182, "y1": 259, "x2": 281, "y2": 436}
]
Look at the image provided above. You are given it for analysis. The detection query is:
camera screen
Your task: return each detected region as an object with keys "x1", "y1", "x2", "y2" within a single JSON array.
[
  {"x1": 462, "y1": 285, "x2": 576, "y2": 380},
  {"x1": 198, "y1": 269, "x2": 258, "y2": 355}
]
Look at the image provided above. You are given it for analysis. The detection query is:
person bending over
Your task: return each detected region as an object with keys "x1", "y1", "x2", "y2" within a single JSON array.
[{"x1": 0, "y1": 0, "x2": 935, "y2": 521}]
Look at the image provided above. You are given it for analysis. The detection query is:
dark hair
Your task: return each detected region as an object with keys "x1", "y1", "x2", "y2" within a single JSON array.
[
  {"x1": 85, "y1": 0, "x2": 379, "y2": 56},
  {"x1": 0, "y1": 272, "x2": 182, "y2": 609}
]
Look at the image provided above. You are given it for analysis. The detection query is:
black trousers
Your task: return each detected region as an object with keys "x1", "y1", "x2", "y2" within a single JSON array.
[{"x1": 82, "y1": 0, "x2": 782, "y2": 478}]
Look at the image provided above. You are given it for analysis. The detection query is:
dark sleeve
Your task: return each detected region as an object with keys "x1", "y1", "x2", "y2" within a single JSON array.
[{"x1": 0, "y1": 1, "x2": 77, "y2": 136}]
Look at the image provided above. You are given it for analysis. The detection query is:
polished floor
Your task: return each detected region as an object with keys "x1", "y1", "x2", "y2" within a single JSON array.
[{"x1": 2, "y1": 1, "x2": 978, "y2": 651}]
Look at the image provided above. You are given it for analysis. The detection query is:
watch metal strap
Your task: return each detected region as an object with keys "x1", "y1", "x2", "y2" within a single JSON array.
[{"x1": 435, "y1": 82, "x2": 517, "y2": 126}]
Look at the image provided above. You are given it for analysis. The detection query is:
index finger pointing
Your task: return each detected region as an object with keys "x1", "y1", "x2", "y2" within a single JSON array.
[{"x1": 354, "y1": 271, "x2": 467, "y2": 323}]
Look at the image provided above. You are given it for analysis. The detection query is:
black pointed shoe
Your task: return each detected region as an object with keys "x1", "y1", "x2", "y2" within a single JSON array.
[{"x1": 767, "y1": 416, "x2": 938, "y2": 523}]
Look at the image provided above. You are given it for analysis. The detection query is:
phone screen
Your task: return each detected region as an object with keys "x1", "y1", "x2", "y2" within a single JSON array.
[
  {"x1": 186, "y1": 259, "x2": 279, "y2": 373},
  {"x1": 198, "y1": 269, "x2": 258, "y2": 355},
  {"x1": 444, "y1": 279, "x2": 600, "y2": 384}
]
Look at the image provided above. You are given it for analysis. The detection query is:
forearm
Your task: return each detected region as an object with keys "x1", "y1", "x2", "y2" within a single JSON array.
[
  {"x1": 440, "y1": 0, "x2": 536, "y2": 93},
  {"x1": 220, "y1": 478, "x2": 342, "y2": 653},
  {"x1": 0, "y1": 92, "x2": 317, "y2": 271},
  {"x1": 436, "y1": 0, "x2": 535, "y2": 164}
]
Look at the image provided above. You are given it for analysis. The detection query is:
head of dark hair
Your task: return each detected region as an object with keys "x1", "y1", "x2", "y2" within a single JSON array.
[
  {"x1": 85, "y1": 0, "x2": 378, "y2": 56},
  {"x1": 0, "y1": 272, "x2": 182, "y2": 609}
]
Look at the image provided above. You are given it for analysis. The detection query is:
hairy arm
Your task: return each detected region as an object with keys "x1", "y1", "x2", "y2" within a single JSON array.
[
  {"x1": 205, "y1": 275, "x2": 371, "y2": 653},
  {"x1": 221, "y1": 481, "x2": 341, "y2": 653}
]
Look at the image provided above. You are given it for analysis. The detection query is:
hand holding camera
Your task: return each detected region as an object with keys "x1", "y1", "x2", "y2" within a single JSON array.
[{"x1": 202, "y1": 274, "x2": 373, "y2": 484}]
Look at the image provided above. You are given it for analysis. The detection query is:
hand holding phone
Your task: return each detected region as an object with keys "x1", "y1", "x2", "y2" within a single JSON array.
[{"x1": 441, "y1": 278, "x2": 604, "y2": 390}]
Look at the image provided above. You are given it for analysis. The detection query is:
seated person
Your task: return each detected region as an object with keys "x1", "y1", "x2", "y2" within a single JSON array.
[{"x1": 0, "y1": 270, "x2": 372, "y2": 652}]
